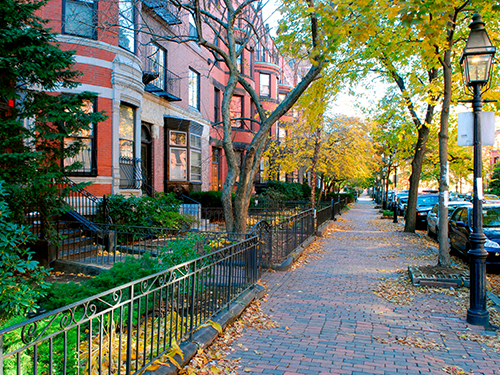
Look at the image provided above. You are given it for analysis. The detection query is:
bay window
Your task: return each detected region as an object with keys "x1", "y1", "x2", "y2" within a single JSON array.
[{"x1": 63, "y1": 0, "x2": 96, "y2": 38}]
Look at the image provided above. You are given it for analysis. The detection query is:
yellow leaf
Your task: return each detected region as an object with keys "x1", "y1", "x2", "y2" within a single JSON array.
[{"x1": 146, "y1": 362, "x2": 162, "y2": 371}]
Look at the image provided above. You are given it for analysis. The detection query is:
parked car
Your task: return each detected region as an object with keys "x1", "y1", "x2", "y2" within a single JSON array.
[
  {"x1": 426, "y1": 201, "x2": 472, "y2": 238},
  {"x1": 449, "y1": 192, "x2": 469, "y2": 201},
  {"x1": 414, "y1": 194, "x2": 440, "y2": 229},
  {"x1": 397, "y1": 195, "x2": 409, "y2": 216},
  {"x1": 448, "y1": 204, "x2": 500, "y2": 265},
  {"x1": 484, "y1": 194, "x2": 500, "y2": 203}
]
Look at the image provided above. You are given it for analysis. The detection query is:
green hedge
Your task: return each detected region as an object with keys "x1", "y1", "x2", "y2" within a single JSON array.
[
  {"x1": 325, "y1": 192, "x2": 355, "y2": 203},
  {"x1": 259, "y1": 181, "x2": 311, "y2": 201},
  {"x1": 99, "y1": 193, "x2": 195, "y2": 228}
]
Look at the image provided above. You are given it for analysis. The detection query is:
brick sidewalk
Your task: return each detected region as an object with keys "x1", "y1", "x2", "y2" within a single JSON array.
[{"x1": 227, "y1": 194, "x2": 500, "y2": 375}]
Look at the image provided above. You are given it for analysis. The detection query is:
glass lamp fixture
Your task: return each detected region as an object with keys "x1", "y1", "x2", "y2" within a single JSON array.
[{"x1": 460, "y1": 13, "x2": 496, "y2": 87}]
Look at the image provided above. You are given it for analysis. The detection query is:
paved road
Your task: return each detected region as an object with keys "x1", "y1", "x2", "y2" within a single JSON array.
[{"x1": 227, "y1": 193, "x2": 500, "y2": 374}]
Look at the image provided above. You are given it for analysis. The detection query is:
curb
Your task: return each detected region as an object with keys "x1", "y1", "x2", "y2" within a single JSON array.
[
  {"x1": 271, "y1": 235, "x2": 317, "y2": 271},
  {"x1": 270, "y1": 219, "x2": 334, "y2": 272},
  {"x1": 144, "y1": 284, "x2": 266, "y2": 375},
  {"x1": 408, "y1": 266, "x2": 470, "y2": 288}
]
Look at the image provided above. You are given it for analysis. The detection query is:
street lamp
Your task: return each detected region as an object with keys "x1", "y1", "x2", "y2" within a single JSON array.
[
  {"x1": 460, "y1": 12, "x2": 496, "y2": 326},
  {"x1": 393, "y1": 165, "x2": 398, "y2": 223}
]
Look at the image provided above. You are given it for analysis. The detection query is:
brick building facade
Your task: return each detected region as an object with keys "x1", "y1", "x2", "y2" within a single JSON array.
[{"x1": 37, "y1": 0, "x2": 300, "y2": 198}]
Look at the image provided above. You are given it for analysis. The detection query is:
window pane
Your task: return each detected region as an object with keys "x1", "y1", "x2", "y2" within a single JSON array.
[
  {"x1": 64, "y1": 99, "x2": 94, "y2": 174},
  {"x1": 190, "y1": 150, "x2": 201, "y2": 181},
  {"x1": 189, "y1": 14, "x2": 198, "y2": 37},
  {"x1": 147, "y1": 44, "x2": 165, "y2": 90},
  {"x1": 230, "y1": 96, "x2": 242, "y2": 127},
  {"x1": 170, "y1": 148, "x2": 187, "y2": 180},
  {"x1": 119, "y1": 104, "x2": 134, "y2": 158},
  {"x1": 190, "y1": 134, "x2": 201, "y2": 149},
  {"x1": 64, "y1": 138, "x2": 92, "y2": 172},
  {"x1": 189, "y1": 69, "x2": 199, "y2": 109},
  {"x1": 65, "y1": 0, "x2": 94, "y2": 38},
  {"x1": 170, "y1": 131, "x2": 186, "y2": 146},
  {"x1": 119, "y1": 0, "x2": 135, "y2": 52},
  {"x1": 260, "y1": 73, "x2": 270, "y2": 97}
]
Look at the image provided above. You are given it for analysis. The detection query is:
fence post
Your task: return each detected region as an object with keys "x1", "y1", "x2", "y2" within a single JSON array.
[
  {"x1": 126, "y1": 284, "x2": 134, "y2": 374},
  {"x1": 313, "y1": 208, "x2": 317, "y2": 233},
  {"x1": 331, "y1": 198, "x2": 335, "y2": 220},
  {"x1": 189, "y1": 262, "x2": 196, "y2": 341},
  {"x1": 268, "y1": 225, "x2": 273, "y2": 266},
  {"x1": 227, "y1": 245, "x2": 233, "y2": 311}
]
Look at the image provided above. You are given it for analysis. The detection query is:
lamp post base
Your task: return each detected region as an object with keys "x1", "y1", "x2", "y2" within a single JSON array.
[{"x1": 467, "y1": 308, "x2": 489, "y2": 326}]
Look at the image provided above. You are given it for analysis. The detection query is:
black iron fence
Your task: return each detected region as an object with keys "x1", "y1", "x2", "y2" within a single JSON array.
[
  {"x1": 195, "y1": 205, "x2": 319, "y2": 232},
  {"x1": 316, "y1": 205, "x2": 333, "y2": 229},
  {"x1": 269, "y1": 209, "x2": 315, "y2": 264},
  {"x1": 0, "y1": 236, "x2": 260, "y2": 375},
  {"x1": 57, "y1": 223, "x2": 245, "y2": 266}
]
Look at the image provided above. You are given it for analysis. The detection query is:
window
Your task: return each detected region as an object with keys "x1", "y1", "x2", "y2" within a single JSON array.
[
  {"x1": 119, "y1": 103, "x2": 135, "y2": 158},
  {"x1": 170, "y1": 131, "x2": 187, "y2": 146},
  {"x1": 236, "y1": 44, "x2": 243, "y2": 73},
  {"x1": 260, "y1": 73, "x2": 270, "y2": 97},
  {"x1": 146, "y1": 43, "x2": 166, "y2": 90},
  {"x1": 64, "y1": 99, "x2": 96, "y2": 174},
  {"x1": 189, "y1": 68, "x2": 200, "y2": 109},
  {"x1": 119, "y1": 0, "x2": 136, "y2": 53},
  {"x1": 190, "y1": 134, "x2": 202, "y2": 181},
  {"x1": 230, "y1": 95, "x2": 243, "y2": 128},
  {"x1": 63, "y1": 0, "x2": 96, "y2": 38},
  {"x1": 168, "y1": 130, "x2": 201, "y2": 181},
  {"x1": 279, "y1": 93, "x2": 287, "y2": 102},
  {"x1": 169, "y1": 130, "x2": 187, "y2": 180},
  {"x1": 119, "y1": 103, "x2": 138, "y2": 188},
  {"x1": 189, "y1": 13, "x2": 198, "y2": 37},
  {"x1": 278, "y1": 125, "x2": 286, "y2": 142},
  {"x1": 214, "y1": 88, "x2": 220, "y2": 124}
]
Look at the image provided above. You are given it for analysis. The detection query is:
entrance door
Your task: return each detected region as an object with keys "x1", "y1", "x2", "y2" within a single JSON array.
[
  {"x1": 212, "y1": 148, "x2": 221, "y2": 191},
  {"x1": 141, "y1": 124, "x2": 153, "y2": 195}
]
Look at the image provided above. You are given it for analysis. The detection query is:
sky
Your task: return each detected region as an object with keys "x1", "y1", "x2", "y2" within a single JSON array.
[{"x1": 261, "y1": 0, "x2": 388, "y2": 119}]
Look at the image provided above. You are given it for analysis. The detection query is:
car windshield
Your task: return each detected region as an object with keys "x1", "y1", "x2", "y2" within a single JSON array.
[
  {"x1": 417, "y1": 196, "x2": 439, "y2": 206},
  {"x1": 483, "y1": 207, "x2": 500, "y2": 227}
]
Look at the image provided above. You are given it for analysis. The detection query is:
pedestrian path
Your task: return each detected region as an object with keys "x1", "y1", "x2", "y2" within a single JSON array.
[{"x1": 227, "y1": 193, "x2": 500, "y2": 375}]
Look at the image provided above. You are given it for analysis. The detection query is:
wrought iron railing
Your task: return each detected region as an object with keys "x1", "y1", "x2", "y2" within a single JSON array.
[
  {"x1": 56, "y1": 222, "x2": 245, "y2": 266},
  {"x1": 119, "y1": 156, "x2": 142, "y2": 189},
  {"x1": 316, "y1": 205, "x2": 333, "y2": 229},
  {"x1": 58, "y1": 176, "x2": 108, "y2": 221},
  {"x1": 269, "y1": 209, "x2": 315, "y2": 264},
  {"x1": 0, "y1": 236, "x2": 260, "y2": 375}
]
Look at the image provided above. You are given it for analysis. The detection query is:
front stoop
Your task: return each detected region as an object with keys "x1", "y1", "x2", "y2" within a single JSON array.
[{"x1": 408, "y1": 265, "x2": 470, "y2": 288}]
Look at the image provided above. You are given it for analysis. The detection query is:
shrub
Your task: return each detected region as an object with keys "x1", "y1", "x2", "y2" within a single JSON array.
[
  {"x1": 382, "y1": 210, "x2": 393, "y2": 217},
  {"x1": 39, "y1": 255, "x2": 158, "y2": 312},
  {"x1": 154, "y1": 233, "x2": 212, "y2": 272},
  {"x1": 259, "y1": 181, "x2": 311, "y2": 201},
  {"x1": 99, "y1": 193, "x2": 195, "y2": 228},
  {"x1": 189, "y1": 190, "x2": 223, "y2": 207},
  {"x1": 326, "y1": 192, "x2": 355, "y2": 203},
  {"x1": 0, "y1": 181, "x2": 51, "y2": 318}
]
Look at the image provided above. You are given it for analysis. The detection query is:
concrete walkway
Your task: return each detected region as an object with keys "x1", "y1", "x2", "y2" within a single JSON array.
[{"x1": 227, "y1": 193, "x2": 500, "y2": 375}]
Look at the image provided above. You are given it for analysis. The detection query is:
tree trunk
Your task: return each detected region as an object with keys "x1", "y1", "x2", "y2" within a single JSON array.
[
  {"x1": 404, "y1": 125, "x2": 430, "y2": 231},
  {"x1": 310, "y1": 129, "x2": 322, "y2": 208},
  {"x1": 437, "y1": 8, "x2": 461, "y2": 267}
]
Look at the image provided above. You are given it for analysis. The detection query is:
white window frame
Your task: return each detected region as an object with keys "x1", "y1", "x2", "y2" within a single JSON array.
[{"x1": 188, "y1": 68, "x2": 200, "y2": 110}]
